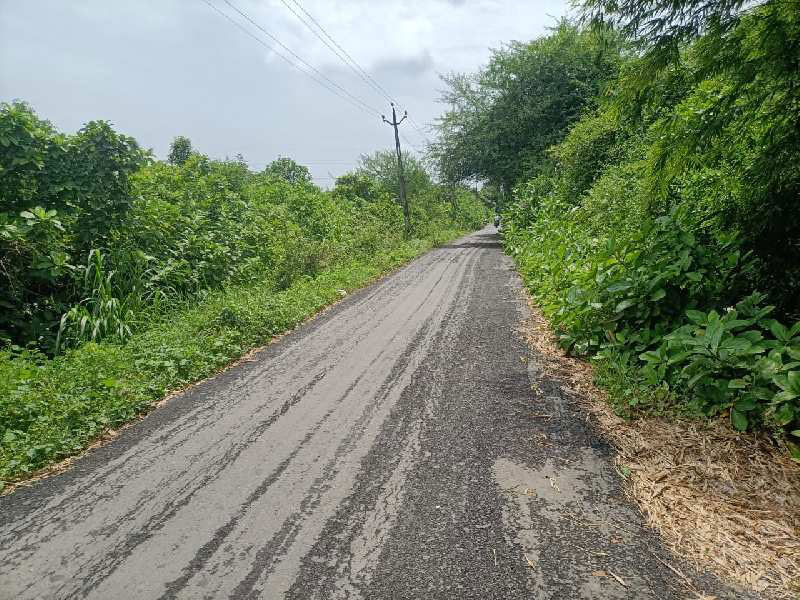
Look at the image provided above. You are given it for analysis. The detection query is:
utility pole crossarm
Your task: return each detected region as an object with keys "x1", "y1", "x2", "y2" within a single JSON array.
[
  {"x1": 382, "y1": 110, "x2": 407, "y2": 126},
  {"x1": 382, "y1": 102, "x2": 411, "y2": 236}
]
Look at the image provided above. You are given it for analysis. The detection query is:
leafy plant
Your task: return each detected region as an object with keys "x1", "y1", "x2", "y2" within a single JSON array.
[
  {"x1": 56, "y1": 250, "x2": 133, "y2": 351},
  {"x1": 0, "y1": 100, "x2": 491, "y2": 483},
  {"x1": 167, "y1": 136, "x2": 193, "y2": 166},
  {"x1": 431, "y1": 22, "x2": 624, "y2": 192},
  {"x1": 484, "y1": 9, "x2": 800, "y2": 449},
  {"x1": 640, "y1": 294, "x2": 799, "y2": 431}
]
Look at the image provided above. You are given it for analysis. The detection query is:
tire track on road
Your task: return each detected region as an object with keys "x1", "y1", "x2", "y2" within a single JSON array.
[{"x1": 0, "y1": 236, "x2": 480, "y2": 600}]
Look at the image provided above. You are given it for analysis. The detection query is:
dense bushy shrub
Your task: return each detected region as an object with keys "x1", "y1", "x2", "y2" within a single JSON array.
[
  {"x1": 0, "y1": 104, "x2": 489, "y2": 481},
  {"x1": 1, "y1": 103, "x2": 487, "y2": 354},
  {"x1": 501, "y1": 3, "x2": 800, "y2": 449},
  {"x1": 0, "y1": 102, "x2": 148, "y2": 347},
  {"x1": 507, "y1": 179, "x2": 799, "y2": 438}
]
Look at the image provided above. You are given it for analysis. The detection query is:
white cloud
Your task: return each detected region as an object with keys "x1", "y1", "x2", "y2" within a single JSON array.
[
  {"x1": 0, "y1": 0, "x2": 572, "y2": 184},
  {"x1": 246, "y1": 0, "x2": 570, "y2": 71}
]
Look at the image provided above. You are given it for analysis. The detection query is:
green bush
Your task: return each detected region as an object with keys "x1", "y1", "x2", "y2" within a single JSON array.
[
  {"x1": 500, "y1": 28, "x2": 798, "y2": 453},
  {"x1": 0, "y1": 103, "x2": 489, "y2": 484},
  {"x1": 0, "y1": 102, "x2": 147, "y2": 348},
  {"x1": 642, "y1": 295, "x2": 800, "y2": 431},
  {"x1": 499, "y1": 4, "x2": 800, "y2": 456},
  {"x1": 1, "y1": 104, "x2": 487, "y2": 354},
  {"x1": 506, "y1": 175, "x2": 800, "y2": 447}
]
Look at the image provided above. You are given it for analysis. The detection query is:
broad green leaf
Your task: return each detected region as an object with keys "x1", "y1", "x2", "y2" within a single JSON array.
[
  {"x1": 720, "y1": 338, "x2": 751, "y2": 352},
  {"x1": 687, "y1": 371, "x2": 709, "y2": 387},
  {"x1": 734, "y1": 398, "x2": 757, "y2": 411},
  {"x1": 768, "y1": 320, "x2": 789, "y2": 342},
  {"x1": 774, "y1": 403, "x2": 795, "y2": 426},
  {"x1": 649, "y1": 288, "x2": 666, "y2": 302},
  {"x1": 639, "y1": 351, "x2": 662, "y2": 363},
  {"x1": 788, "y1": 371, "x2": 800, "y2": 395},
  {"x1": 773, "y1": 374, "x2": 790, "y2": 391},
  {"x1": 730, "y1": 409, "x2": 748, "y2": 431},
  {"x1": 685, "y1": 271, "x2": 702, "y2": 282},
  {"x1": 740, "y1": 330, "x2": 764, "y2": 343},
  {"x1": 722, "y1": 319, "x2": 751, "y2": 331},
  {"x1": 667, "y1": 350, "x2": 693, "y2": 365},
  {"x1": 686, "y1": 310, "x2": 706, "y2": 324},
  {"x1": 615, "y1": 299, "x2": 636, "y2": 313},
  {"x1": 607, "y1": 281, "x2": 632, "y2": 293},
  {"x1": 751, "y1": 386, "x2": 774, "y2": 400},
  {"x1": 775, "y1": 390, "x2": 799, "y2": 403},
  {"x1": 706, "y1": 319, "x2": 724, "y2": 353}
]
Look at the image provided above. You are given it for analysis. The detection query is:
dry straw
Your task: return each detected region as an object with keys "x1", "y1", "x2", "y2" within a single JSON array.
[{"x1": 522, "y1": 295, "x2": 800, "y2": 599}]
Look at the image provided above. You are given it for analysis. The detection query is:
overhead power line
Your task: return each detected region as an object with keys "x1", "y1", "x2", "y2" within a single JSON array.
[
  {"x1": 284, "y1": 0, "x2": 395, "y2": 104},
  {"x1": 400, "y1": 132, "x2": 421, "y2": 153},
  {"x1": 406, "y1": 115, "x2": 430, "y2": 144},
  {"x1": 278, "y1": 0, "x2": 431, "y2": 143},
  {"x1": 221, "y1": 0, "x2": 381, "y2": 116},
  {"x1": 200, "y1": 0, "x2": 380, "y2": 117}
]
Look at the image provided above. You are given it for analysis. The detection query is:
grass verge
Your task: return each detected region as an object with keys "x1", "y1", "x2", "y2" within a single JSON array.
[
  {"x1": 0, "y1": 231, "x2": 464, "y2": 490},
  {"x1": 521, "y1": 293, "x2": 800, "y2": 600}
]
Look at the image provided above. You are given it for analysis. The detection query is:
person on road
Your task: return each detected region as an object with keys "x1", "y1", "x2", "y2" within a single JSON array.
[{"x1": 494, "y1": 214, "x2": 500, "y2": 229}]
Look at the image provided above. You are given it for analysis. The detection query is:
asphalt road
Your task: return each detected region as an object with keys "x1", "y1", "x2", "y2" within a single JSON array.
[{"x1": 1, "y1": 228, "x2": 751, "y2": 599}]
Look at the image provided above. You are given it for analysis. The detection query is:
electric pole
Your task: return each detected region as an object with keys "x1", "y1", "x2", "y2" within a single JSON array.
[{"x1": 382, "y1": 103, "x2": 410, "y2": 236}]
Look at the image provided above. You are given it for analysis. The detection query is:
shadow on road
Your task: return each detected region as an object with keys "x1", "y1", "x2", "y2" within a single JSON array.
[{"x1": 442, "y1": 230, "x2": 503, "y2": 249}]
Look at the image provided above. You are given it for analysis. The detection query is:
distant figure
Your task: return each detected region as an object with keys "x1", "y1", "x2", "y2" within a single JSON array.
[{"x1": 494, "y1": 214, "x2": 500, "y2": 229}]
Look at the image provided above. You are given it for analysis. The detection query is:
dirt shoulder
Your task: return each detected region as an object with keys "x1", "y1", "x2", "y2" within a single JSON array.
[{"x1": 521, "y1": 293, "x2": 800, "y2": 600}]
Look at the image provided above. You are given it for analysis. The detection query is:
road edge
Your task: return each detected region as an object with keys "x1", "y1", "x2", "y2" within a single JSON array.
[{"x1": 1, "y1": 229, "x2": 480, "y2": 496}]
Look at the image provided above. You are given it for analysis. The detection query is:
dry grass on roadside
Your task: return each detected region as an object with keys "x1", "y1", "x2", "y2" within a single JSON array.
[{"x1": 521, "y1": 295, "x2": 800, "y2": 600}]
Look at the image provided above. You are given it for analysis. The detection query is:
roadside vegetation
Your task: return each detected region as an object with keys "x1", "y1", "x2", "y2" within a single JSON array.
[
  {"x1": 432, "y1": 0, "x2": 800, "y2": 450},
  {"x1": 0, "y1": 102, "x2": 488, "y2": 486},
  {"x1": 432, "y1": 3, "x2": 799, "y2": 594}
]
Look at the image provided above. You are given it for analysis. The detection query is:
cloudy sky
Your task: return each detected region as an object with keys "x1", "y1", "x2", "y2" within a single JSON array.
[{"x1": 0, "y1": 0, "x2": 570, "y2": 185}]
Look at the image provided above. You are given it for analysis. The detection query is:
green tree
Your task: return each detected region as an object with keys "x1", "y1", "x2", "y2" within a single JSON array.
[
  {"x1": 0, "y1": 104, "x2": 146, "y2": 347},
  {"x1": 331, "y1": 172, "x2": 391, "y2": 204},
  {"x1": 357, "y1": 150, "x2": 432, "y2": 203},
  {"x1": 431, "y1": 22, "x2": 623, "y2": 192},
  {"x1": 67, "y1": 120, "x2": 148, "y2": 250},
  {"x1": 581, "y1": 0, "x2": 800, "y2": 314},
  {"x1": 581, "y1": 0, "x2": 752, "y2": 69},
  {"x1": 263, "y1": 157, "x2": 312, "y2": 185},
  {"x1": 167, "y1": 136, "x2": 193, "y2": 166}
]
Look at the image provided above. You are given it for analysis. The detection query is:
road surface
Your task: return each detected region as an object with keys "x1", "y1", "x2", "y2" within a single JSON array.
[{"x1": 1, "y1": 229, "x2": 749, "y2": 599}]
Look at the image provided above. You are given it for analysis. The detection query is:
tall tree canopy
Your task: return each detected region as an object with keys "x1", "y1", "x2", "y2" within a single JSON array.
[
  {"x1": 581, "y1": 0, "x2": 800, "y2": 308},
  {"x1": 356, "y1": 150, "x2": 433, "y2": 203},
  {"x1": 263, "y1": 157, "x2": 312, "y2": 185},
  {"x1": 430, "y1": 22, "x2": 623, "y2": 192},
  {"x1": 331, "y1": 173, "x2": 390, "y2": 205},
  {"x1": 167, "y1": 136, "x2": 193, "y2": 166}
]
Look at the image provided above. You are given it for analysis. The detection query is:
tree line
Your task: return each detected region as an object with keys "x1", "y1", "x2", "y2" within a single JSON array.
[
  {"x1": 0, "y1": 102, "x2": 487, "y2": 354},
  {"x1": 431, "y1": 0, "x2": 800, "y2": 444}
]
